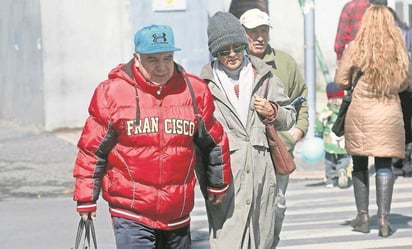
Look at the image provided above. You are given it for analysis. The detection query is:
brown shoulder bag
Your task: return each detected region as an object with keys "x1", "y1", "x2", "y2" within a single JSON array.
[{"x1": 259, "y1": 79, "x2": 296, "y2": 175}]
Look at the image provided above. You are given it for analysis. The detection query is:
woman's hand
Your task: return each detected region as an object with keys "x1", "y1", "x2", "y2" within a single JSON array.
[{"x1": 254, "y1": 95, "x2": 275, "y2": 117}]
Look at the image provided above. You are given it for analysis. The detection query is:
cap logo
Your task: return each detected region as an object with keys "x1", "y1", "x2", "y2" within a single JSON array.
[
  {"x1": 134, "y1": 24, "x2": 181, "y2": 54},
  {"x1": 153, "y1": 33, "x2": 167, "y2": 43}
]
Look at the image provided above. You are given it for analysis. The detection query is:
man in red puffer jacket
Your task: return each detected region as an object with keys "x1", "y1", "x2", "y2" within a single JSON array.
[{"x1": 72, "y1": 24, "x2": 232, "y2": 249}]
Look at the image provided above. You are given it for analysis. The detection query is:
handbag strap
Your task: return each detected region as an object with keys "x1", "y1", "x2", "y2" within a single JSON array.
[
  {"x1": 258, "y1": 78, "x2": 270, "y2": 99},
  {"x1": 74, "y1": 218, "x2": 97, "y2": 249},
  {"x1": 74, "y1": 218, "x2": 85, "y2": 249},
  {"x1": 184, "y1": 75, "x2": 203, "y2": 138},
  {"x1": 350, "y1": 70, "x2": 363, "y2": 93},
  {"x1": 257, "y1": 78, "x2": 272, "y2": 124}
]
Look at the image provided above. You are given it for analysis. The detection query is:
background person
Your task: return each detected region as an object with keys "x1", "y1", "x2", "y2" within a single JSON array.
[
  {"x1": 387, "y1": 7, "x2": 412, "y2": 174},
  {"x1": 335, "y1": 5, "x2": 411, "y2": 237},
  {"x1": 315, "y1": 82, "x2": 351, "y2": 189},
  {"x1": 198, "y1": 11, "x2": 296, "y2": 249},
  {"x1": 72, "y1": 24, "x2": 232, "y2": 249},
  {"x1": 334, "y1": 0, "x2": 389, "y2": 63},
  {"x1": 334, "y1": 0, "x2": 371, "y2": 63},
  {"x1": 239, "y1": 8, "x2": 309, "y2": 246}
]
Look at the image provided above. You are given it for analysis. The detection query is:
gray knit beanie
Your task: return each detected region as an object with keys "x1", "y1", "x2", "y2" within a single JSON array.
[{"x1": 207, "y1": 11, "x2": 248, "y2": 57}]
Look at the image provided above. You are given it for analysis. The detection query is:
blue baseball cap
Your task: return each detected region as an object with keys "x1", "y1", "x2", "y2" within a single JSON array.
[{"x1": 134, "y1": 24, "x2": 181, "y2": 54}]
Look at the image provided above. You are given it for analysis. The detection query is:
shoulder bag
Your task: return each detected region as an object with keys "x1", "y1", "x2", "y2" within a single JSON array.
[
  {"x1": 332, "y1": 70, "x2": 363, "y2": 137},
  {"x1": 259, "y1": 79, "x2": 296, "y2": 175}
]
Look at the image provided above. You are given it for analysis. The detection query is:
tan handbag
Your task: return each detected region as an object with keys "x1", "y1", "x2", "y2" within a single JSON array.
[{"x1": 259, "y1": 79, "x2": 296, "y2": 175}]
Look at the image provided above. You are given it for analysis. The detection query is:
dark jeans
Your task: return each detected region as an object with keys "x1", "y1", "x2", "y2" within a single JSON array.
[{"x1": 112, "y1": 217, "x2": 191, "y2": 249}]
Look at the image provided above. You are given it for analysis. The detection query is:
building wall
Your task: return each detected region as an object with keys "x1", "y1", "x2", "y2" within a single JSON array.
[
  {"x1": 130, "y1": 0, "x2": 210, "y2": 76},
  {"x1": 0, "y1": 0, "x2": 407, "y2": 130},
  {"x1": 39, "y1": 0, "x2": 132, "y2": 130},
  {"x1": 0, "y1": 0, "x2": 45, "y2": 127}
]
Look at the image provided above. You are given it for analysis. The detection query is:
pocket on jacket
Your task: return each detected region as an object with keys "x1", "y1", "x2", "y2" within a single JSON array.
[
  {"x1": 226, "y1": 131, "x2": 243, "y2": 152},
  {"x1": 250, "y1": 127, "x2": 269, "y2": 148}
]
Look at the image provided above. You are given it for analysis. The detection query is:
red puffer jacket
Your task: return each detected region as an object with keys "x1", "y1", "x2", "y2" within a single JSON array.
[{"x1": 73, "y1": 59, "x2": 231, "y2": 230}]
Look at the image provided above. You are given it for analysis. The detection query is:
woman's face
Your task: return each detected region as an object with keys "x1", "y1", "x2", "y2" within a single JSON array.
[{"x1": 216, "y1": 44, "x2": 245, "y2": 70}]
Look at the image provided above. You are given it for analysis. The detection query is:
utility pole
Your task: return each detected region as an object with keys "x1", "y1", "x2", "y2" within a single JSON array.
[{"x1": 302, "y1": 0, "x2": 316, "y2": 138}]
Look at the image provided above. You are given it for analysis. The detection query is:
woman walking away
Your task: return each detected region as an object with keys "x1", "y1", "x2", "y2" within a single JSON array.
[{"x1": 335, "y1": 5, "x2": 412, "y2": 237}]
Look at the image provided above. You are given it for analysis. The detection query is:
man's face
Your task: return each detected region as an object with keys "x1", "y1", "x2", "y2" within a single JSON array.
[
  {"x1": 135, "y1": 52, "x2": 174, "y2": 85},
  {"x1": 244, "y1": 25, "x2": 270, "y2": 58}
]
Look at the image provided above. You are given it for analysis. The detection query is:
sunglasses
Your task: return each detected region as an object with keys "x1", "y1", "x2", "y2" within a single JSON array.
[{"x1": 217, "y1": 45, "x2": 246, "y2": 57}]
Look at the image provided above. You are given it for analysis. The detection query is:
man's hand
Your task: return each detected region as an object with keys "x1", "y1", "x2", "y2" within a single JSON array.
[
  {"x1": 208, "y1": 193, "x2": 226, "y2": 205},
  {"x1": 80, "y1": 212, "x2": 96, "y2": 221},
  {"x1": 289, "y1": 127, "x2": 304, "y2": 142}
]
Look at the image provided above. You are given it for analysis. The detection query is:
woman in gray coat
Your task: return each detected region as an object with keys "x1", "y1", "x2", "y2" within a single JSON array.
[{"x1": 197, "y1": 11, "x2": 296, "y2": 249}]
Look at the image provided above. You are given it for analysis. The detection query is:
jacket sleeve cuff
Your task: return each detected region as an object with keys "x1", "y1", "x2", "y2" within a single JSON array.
[
  {"x1": 207, "y1": 184, "x2": 229, "y2": 196},
  {"x1": 77, "y1": 202, "x2": 97, "y2": 213}
]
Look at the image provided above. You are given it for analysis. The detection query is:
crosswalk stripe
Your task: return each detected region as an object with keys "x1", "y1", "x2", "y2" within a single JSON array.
[
  {"x1": 278, "y1": 177, "x2": 412, "y2": 248},
  {"x1": 286, "y1": 201, "x2": 412, "y2": 215},
  {"x1": 280, "y1": 237, "x2": 412, "y2": 249},
  {"x1": 190, "y1": 177, "x2": 412, "y2": 248}
]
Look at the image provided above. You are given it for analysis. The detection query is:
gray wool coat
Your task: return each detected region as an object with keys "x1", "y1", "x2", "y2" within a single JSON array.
[{"x1": 198, "y1": 55, "x2": 296, "y2": 249}]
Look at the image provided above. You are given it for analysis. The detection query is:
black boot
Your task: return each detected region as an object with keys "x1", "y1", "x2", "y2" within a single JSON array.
[
  {"x1": 351, "y1": 170, "x2": 370, "y2": 233},
  {"x1": 376, "y1": 171, "x2": 394, "y2": 237}
]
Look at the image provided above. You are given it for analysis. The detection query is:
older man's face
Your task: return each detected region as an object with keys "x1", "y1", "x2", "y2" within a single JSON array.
[
  {"x1": 244, "y1": 25, "x2": 270, "y2": 59},
  {"x1": 135, "y1": 52, "x2": 174, "y2": 85}
]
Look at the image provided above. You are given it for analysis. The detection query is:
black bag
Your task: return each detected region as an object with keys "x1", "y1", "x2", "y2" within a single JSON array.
[
  {"x1": 332, "y1": 71, "x2": 363, "y2": 136},
  {"x1": 73, "y1": 217, "x2": 97, "y2": 249}
]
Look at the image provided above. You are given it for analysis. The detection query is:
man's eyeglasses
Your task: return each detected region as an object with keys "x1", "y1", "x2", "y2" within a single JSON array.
[{"x1": 217, "y1": 45, "x2": 246, "y2": 57}]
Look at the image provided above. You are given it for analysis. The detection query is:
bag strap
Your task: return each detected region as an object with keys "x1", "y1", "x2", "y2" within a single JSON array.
[
  {"x1": 74, "y1": 218, "x2": 85, "y2": 249},
  {"x1": 88, "y1": 219, "x2": 97, "y2": 248},
  {"x1": 184, "y1": 76, "x2": 199, "y2": 117},
  {"x1": 258, "y1": 78, "x2": 270, "y2": 99},
  {"x1": 350, "y1": 70, "x2": 363, "y2": 92},
  {"x1": 74, "y1": 218, "x2": 97, "y2": 249},
  {"x1": 184, "y1": 75, "x2": 203, "y2": 137}
]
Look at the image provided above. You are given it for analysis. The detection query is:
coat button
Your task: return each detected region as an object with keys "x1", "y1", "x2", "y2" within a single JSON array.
[{"x1": 246, "y1": 200, "x2": 251, "y2": 205}]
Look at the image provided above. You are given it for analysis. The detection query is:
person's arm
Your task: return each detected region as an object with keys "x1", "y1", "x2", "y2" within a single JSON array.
[
  {"x1": 73, "y1": 82, "x2": 117, "y2": 219},
  {"x1": 286, "y1": 57, "x2": 309, "y2": 141},
  {"x1": 194, "y1": 83, "x2": 232, "y2": 205},
  {"x1": 314, "y1": 115, "x2": 324, "y2": 139},
  {"x1": 334, "y1": 4, "x2": 352, "y2": 61},
  {"x1": 264, "y1": 77, "x2": 297, "y2": 131},
  {"x1": 335, "y1": 44, "x2": 355, "y2": 90}
]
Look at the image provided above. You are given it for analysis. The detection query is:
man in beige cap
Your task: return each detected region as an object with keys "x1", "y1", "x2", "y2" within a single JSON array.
[{"x1": 240, "y1": 8, "x2": 309, "y2": 247}]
